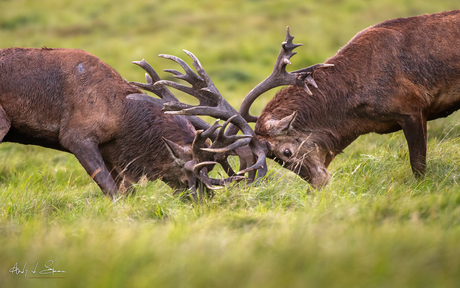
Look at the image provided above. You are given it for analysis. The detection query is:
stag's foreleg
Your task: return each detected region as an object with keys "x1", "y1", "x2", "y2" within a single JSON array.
[
  {"x1": 398, "y1": 112, "x2": 427, "y2": 178},
  {"x1": 60, "y1": 134, "x2": 118, "y2": 199}
]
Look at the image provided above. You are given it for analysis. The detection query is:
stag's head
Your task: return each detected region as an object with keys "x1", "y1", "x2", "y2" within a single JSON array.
[
  {"x1": 230, "y1": 27, "x2": 334, "y2": 188},
  {"x1": 129, "y1": 27, "x2": 334, "y2": 190},
  {"x1": 255, "y1": 107, "x2": 334, "y2": 188}
]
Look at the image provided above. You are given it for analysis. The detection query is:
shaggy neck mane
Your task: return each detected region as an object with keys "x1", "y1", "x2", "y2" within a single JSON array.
[
  {"x1": 257, "y1": 52, "x2": 363, "y2": 152},
  {"x1": 114, "y1": 101, "x2": 195, "y2": 180}
]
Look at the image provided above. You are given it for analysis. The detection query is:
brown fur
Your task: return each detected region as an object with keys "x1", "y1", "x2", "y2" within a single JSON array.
[
  {"x1": 256, "y1": 10, "x2": 460, "y2": 186},
  {"x1": 0, "y1": 47, "x2": 196, "y2": 197}
]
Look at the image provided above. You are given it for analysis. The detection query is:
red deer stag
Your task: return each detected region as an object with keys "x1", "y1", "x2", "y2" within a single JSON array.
[
  {"x1": 244, "y1": 10, "x2": 460, "y2": 187},
  {"x1": 0, "y1": 47, "x2": 243, "y2": 199},
  {"x1": 153, "y1": 10, "x2": 460, "y2": 188}
]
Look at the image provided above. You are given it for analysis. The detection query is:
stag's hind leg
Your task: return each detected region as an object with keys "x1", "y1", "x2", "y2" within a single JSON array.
[
  {"x1": 0, "y1": 105, "x2": 10, "y2": 141},
  {"x1": 398, "y1": 112, "x2": 427, "y2": 177},
  {"x1": 0, "y1": 105, "x2": 11, "y2": 142}
]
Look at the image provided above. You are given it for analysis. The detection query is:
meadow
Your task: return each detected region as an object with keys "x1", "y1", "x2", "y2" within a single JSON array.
[{"x1": 1, "y1": 0, "x2": 460, "y2": 287}]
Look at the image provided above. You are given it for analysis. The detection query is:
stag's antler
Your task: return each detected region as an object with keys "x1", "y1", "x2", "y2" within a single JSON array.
[
  {"x1": 160, "y1": 117, "x2": 246, "y2": 200},
  {"x1": 154, "y1": 50, "x2": 268, "y2": 181},
  {"x1": 227, "y1": 26, "x2": 334, "y2": 135},
  {"x1": 182, "y1": 119, "x2": 246, "y2": 196},
  {"x1": 128, "y1": 60, "x2": 214, "y2": 133},
  {"x1": 130, "y1": 59, "x2": 178, "y2": 102}
]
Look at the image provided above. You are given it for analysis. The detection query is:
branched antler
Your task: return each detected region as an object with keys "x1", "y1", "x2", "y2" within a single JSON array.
[
  {"x1": 184, "y1": 120, "x2": 247, "y2": 194},
  {"x1": 158, "y1": 50, "x2": 236, "y2": 117},
  {"x1": 155, "y1": 50, "x2": 268, "y2": 180},
  {"x1": 128, "y1": 59, "x2": 216, "y2": 134},
  {"x1": 202, "y1": 116, "x2": 253, "y2": 153}
]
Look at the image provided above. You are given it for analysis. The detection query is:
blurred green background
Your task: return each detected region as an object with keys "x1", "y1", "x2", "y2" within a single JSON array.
[
  {"x1": 2, "y1": 0, "x2": 458, "y2": 111},
  {"x1": 2, "y1": 1, "x2": 460, "y2": 288}
]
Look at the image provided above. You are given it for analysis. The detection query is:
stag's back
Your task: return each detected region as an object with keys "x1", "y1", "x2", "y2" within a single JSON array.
[
  {"x1": 0, "y1": 48, "x2": 135, "y2": 148},
  {"x1": 324, "y1": 10, "x2": 460, "y2": 116}
]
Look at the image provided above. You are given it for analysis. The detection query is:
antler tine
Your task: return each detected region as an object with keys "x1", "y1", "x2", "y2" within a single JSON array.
[
  {"x1": 193, "y1": 162, "x2": 245, "y2": 189},
  {"x1": 188, "y1": 119, "x2": 240, "y2": 184},
  {"x1": 194, "y1": 162, "x2": 222, "y2": 190},
  {"x1": 160, "y1": 53, "x2": 205, "y2": 84},
  {"x1": 226, "y1": 27, "x2": 334, "y2": 136},
  {"x1": 192, "y1": 117, "x2": 248, "y2": 169},
  {"x1": 292, "y1": 63, "x2": 334, "y2": 88},
  {"x1": 129, "y1": 59, "x2": 179, "y2": 102},
  {"x1": 201, "y1": 116, "x2": 252, "y2": 154},
  {"x1": 203, "y1": 137, "x2": 252, "y2": 154},
  {"x1": 192, "y1": 119, "x2": 222, "y2": 160},
  {"x1": 201, "y1": 119, "x2": 222, "y2": 139},
  {"x1": 182, "y1": 50, "x2": 222, "y2": 97},
  {"x1": 133, "y1": 59, "x2": 161, "y2": 82}
]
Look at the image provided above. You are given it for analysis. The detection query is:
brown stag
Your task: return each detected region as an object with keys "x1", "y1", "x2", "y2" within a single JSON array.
[
  {"x1": 0, "y1": 47, "x2": 243, "y2": 199},
  {"x1": 241, "y1": 10, "x2": 460, "y2": 187},
  {"x1": 154, "y1": 10, "x2": 460, "y2": 188}
]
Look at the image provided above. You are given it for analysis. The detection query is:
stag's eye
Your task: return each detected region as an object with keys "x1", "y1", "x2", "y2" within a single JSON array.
[{"x1": 283, "y1": 149, "x2": 292, "y2": 158}]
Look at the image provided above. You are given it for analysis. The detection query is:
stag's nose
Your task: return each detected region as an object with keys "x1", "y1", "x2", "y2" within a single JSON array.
[
  {"x1": 299, "y1": 165, "x2": 330, "y2": 189},
  {"x1": 312, "y1": 167, "x2": 330, "y2": 188}
]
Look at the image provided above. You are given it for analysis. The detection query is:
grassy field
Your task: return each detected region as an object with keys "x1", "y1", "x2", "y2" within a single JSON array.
[{"x1": 1, "y1": 0, "x2": 460, "y2": 287}]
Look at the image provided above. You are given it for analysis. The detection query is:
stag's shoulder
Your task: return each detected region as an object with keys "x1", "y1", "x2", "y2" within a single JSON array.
[{"x1": 36, "y1": 48, "x2": 104, "y2": 63}]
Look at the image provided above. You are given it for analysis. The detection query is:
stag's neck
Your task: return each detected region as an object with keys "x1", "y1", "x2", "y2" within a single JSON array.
[
  {"x1": 287, "y1": 57, "x2": 385, "y2": 153},
  {"x1": 101, "y1": 101, "x2": 195, "y2": 182}
]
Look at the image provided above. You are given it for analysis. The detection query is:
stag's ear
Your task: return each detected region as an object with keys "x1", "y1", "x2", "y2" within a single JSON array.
[
  {"x1": 162, "y1": 137, "x2": 189, "y2": 166},
  {"x1": 263, "y1": 111, "x2": 297, "y2": 136}
]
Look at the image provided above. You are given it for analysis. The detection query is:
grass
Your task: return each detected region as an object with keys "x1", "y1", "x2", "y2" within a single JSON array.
[{"x1": 1, "y1": 0, "x2": 460, "y2": 287}]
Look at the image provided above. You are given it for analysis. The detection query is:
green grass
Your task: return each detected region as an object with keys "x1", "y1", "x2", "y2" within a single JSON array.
[{"x1": 2, "y1": 0, "x2": 460, "y2": 287}]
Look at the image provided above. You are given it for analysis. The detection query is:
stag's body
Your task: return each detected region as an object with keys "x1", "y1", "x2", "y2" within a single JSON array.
[
  {"x1": 0, "y1": 47, "x2": 196, "y2": 197},
  {"x1": 255, "y1": 10, "x2": 460, "y2": 186}
]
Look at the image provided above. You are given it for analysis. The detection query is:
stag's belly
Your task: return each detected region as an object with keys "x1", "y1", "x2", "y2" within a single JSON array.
[
  {"x1": 3, "y1": 127, "x2": 67, "y2": 152},
  {"x1": 367, "y1": 83, "x2": 460, "y2": 135},
  {"x1": 0, "y1": 99, "x2": 63, "y2": 146},
  {"x1": 427, "y1": 88, "x2": 460, "y2": 121}
]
